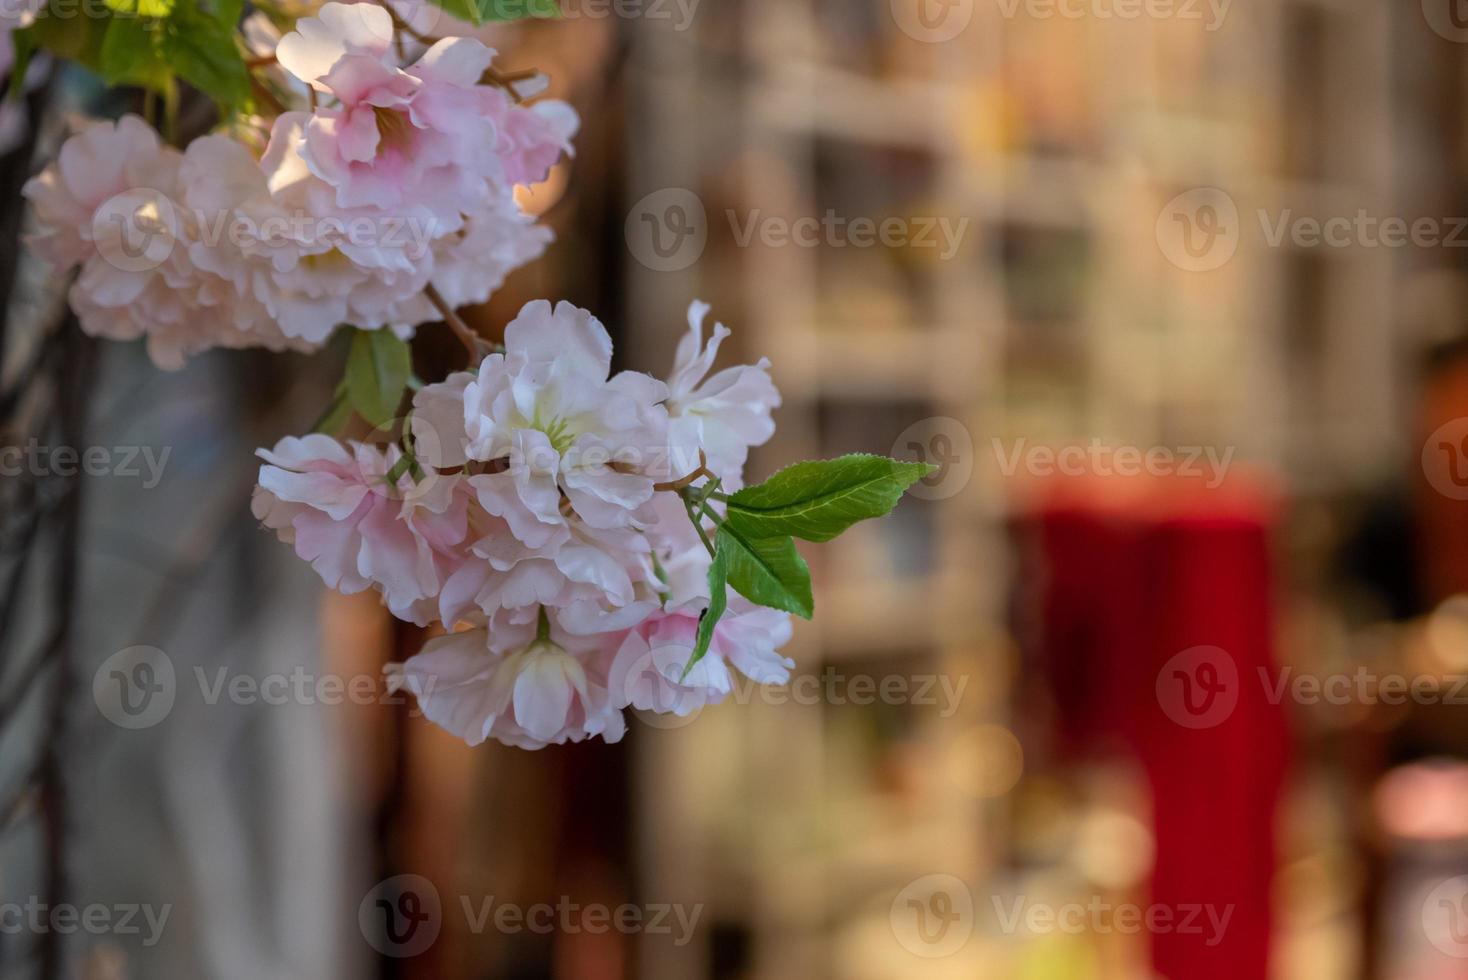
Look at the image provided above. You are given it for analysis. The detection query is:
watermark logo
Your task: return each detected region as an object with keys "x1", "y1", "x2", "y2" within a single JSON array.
[
  {"x1": 726, "y1": 210, "x2": 970, "y2": 260},
  {"x1": 93, "y1": 646, "x2": 176, "y2": 731},
  {"x1": 1156, "y1": 187, "x2": 1240, "y2": 272},
  {"x1": 892, "y1": 417, "x2": 974, "y2": 500},
  {"x1": 91, "y1": 189, "x2": 442, "y2": 274},
  {"x1": 1160, "y1": 188, "x2": 1468, "y2": 269},
  {"x1": 992, "y1": 0, "x2": 1230, "y2": 30},
  {"x1": 460, "y1": 896, "x2": 703, "y2": 945},
  {"x1": 622, "y1": 663, "x2": 971, "y2": 732},
  {"x1": 1423, "y1": 418, "x2": 1468, "y2": 500},
  {"x1": 1156, "y1": 646, "x2": 1238, "y2": 729},
  {"x1": 626, "y1": 188, "x2": 707, "y2": 272},
  {"x1": 890, "y1": 0, "x2": 974, "y2": 43},
  {"x1": 891, "y1": 874, "x2": 974, "y2": 958},
  {"x1": 992, "y1": 438, "x2": 1234, "y2": 487},
  {"x1": 556, "y1": 0, "x2": 701, "y2": 29},
  {"x1": 0, "y1": 899, "x2": 171, "y2": 947},
  {"x1": 1423, "y1": 877, "x2": 1468, "y2": 957},
  {"x1": 991, "y1": 896, "x2": 1232, "y2": 945},
  {"x1": 360, "y1": 875, "x2": 443, "y2": 959},
  {"x1": 1423, "y1": 0, "x2": 1468, "y2": 42},
  {"x1": 357, "y1": 877, "x2": 702, "y2": 955},
  {"x1": 93, "y1": 648, "x2": 435, "y2": 730},
  {"x1": 93, "y1": 189, "x2": 180, "y2": 275},
  {"x1": 0, "y1": 441, "x2": 171, "y2": 486}
]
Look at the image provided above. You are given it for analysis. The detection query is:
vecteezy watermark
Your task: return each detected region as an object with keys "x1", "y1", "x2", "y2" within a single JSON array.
[
  {"x1": 990, "y1": 896, "x2": 1234, "y2": 946},
  {"x1": 726, "y1": 210, "x2": 971, "y2": 261},
  {"x1": 1158, "y1": 187, "x2": 1468, "y2": 271},
  {"x1": 1157, "y1": 646, "x2": 1468, "y2": 729},
  {"x1": 889, "y1": 0, "x2": 974, "y2": 43},
  {"x1": 618, "y1": 653, "x2": 971, "y2": 731},
  {"x1": 1423, "y1": 876, "x2": 1468, "y2": 958},
  {"x1": 890, "y1": 875, "x2": 974, "y2": 958},
  {"x1": 0, "y1": 440, "x2": 170, "y2": 487},
  {"x1": 992, "y1": 438, "x2": 1235, "y2": 488},
  {"x1": 358, "y1": 875, "x2": 703, "y2": 958},
  {"x1": 892, "y1": 417, "x2": 975, "y2": 501},
  {"x1": 625, "y1": 188, "x2": 708, "y2": 272},
  {"x1": 1423, "y1": 418, "x2": 1468, "y2": 500},
  {"x1": 624, "y1": 189, "x2": 971, "y2": 272},
  {"x1": 1422, "y1": 0, "x2": 1468, "y2": 43},
  {"x1": 0, "y1": 899, "x2": 171, "y2": 948},
  {"x1": 359, "y1": 875, "x2": 443, "y2": 959},
  {"x1": 1155, "y1": 187, "x2": 1241, "y2": 272},
  {"x1": 92, "y1": 189, "x2": 441, "y2": 274},
  {"x1": 1157, "y1": 646, "x2": 1240, "y2": 729},
  {"x1": 554, "y1": 0, "x2": 701, "y2": 29},
  {"x1": 992, "y1": 0, "x2": 1230, "y2": 30},
  {"x1": 93, "y1": 647, "x2": 435, "y2": 730}
]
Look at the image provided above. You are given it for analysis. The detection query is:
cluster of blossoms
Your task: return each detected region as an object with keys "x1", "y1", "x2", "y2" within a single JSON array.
[
  {"x1": 22, "y1": 2, "x2": 568, "y2": 367},
  {"x1": 16, "y1": 0, "x2": 908, "y2": 751},
  {"x1": 253, "y1": 298, "x2": 792, "y2": 748}
]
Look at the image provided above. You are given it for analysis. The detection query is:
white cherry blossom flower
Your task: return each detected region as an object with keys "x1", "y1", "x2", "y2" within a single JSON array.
[
  {"x1": 665, "y1": 300, "x2": 781, "y2": 488},
  {"x1": 387, "y1": 611, "x2": 627, "y2": 748}
]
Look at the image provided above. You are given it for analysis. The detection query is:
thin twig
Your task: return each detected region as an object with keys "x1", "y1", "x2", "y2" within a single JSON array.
[
  {"x1": 423, "y1": 283, "x2": 484, "y2": 363},
  {"x1": 653, "y1": 450, "x2": 712, "y2": 493}
]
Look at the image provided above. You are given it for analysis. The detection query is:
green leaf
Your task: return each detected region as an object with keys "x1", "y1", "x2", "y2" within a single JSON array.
[
  {"x1": 97, "y1": 3, "x2": 248, "y2": 111},
  {"x1": 100, "y1": 19, "x2": 170, "y2": 91},
  {"x1": 23, "y1": 7, "x2": 110, "y2": 72},
  {"x1": 8, "y1": 30, "x2": 35, "y2": 101},
  {"x1": 104, "y1": 0, "x2": 175, "y2": 16},
  {"x1": 162, "y1": 4, "x2": 248, "y2": 109},
  {"x1": 206, "y1": 0, "x2": 243, "y2": 27},
  {"x1": 346, "y1": 329, "x2": 412, "y2": 427},
  {"x1": 430, "y1": 0, "x2": 557, "y2": 25},
  {"x1": 726, "y1": 453, "x2": 935, "y2": 543},
  {"x1": 312, "y1": 383, "x2": 352, "y2": 435},
  {"x1": 681, "y1": 548, "x2": 729, "y2": 680},
  {"x1": 716, "y1": 525, "x2": 813, "y2": 620}
]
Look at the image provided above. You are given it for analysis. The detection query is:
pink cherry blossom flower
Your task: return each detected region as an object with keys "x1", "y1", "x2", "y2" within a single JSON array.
[
  {"x1": 437, "y1": 518, "x2": 661, "y2": 629},
  {"x1": 387, "y1": 611, "x2": 627, "y2": 748},
  {"x1": 608, "y1": 598, "x2": 795, "y2": 717},
  {"x1": 253, "y1": 435, "x2": 470, "y2": 625},
  {"x1": 463, "y1": 300, "x2": 675, "y2": 532}
]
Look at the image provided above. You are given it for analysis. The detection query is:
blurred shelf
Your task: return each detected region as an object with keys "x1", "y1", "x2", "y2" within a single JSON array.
[
  {"x1": 768, "y1": 325, "x2": 982, "y2": 403},
  {"x1": 753, "y1": 63, "x2": 964, "y2": 150}
]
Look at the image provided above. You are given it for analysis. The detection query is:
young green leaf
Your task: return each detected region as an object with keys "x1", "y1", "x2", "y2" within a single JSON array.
[
  {"x1": 100, "y1": 19, "x2": 170, "y2": 91},
  {"x1": 680, "y1": 546, "x2": 729, "y2": 680},
  {"x1": 725, "y1": 453, "x2": 935, "y2": 543},
  {"x1": 716, "y1": 525, "x2": 813, "y2": 619},
  {"x1": 104, "y1": 0, "x2": 175, "y2": 16},
  {"x1": 24, "y1": 8, "x2": 110, "y2": 72},
  {"x1": 313, "y1": 383, "x2": 352, "y2": 435},
  {"x1": 163, "y1": 5, "x2": 249, "y2": 109},
  {"x1": 429, "y1": 0, "x2": 557, "y2": 24},
  {"x1": 346, "y1": 329, "x2": 412, "y2": 427}
]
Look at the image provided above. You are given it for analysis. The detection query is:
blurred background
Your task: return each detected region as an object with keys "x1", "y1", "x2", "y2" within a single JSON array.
[{"x1": 5, "y1": 0, "x2": 1468, "y2": 978}]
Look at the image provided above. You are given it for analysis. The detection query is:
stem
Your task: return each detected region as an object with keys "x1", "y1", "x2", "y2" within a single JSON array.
[
  {"x1": 682, "y1": 493, "x2": 717, "y2": 558},
  {"x1": 385, "y1": 451, "x2": 416, "y2": 486},
  {"x1": 536, "y1": 605, "x2": 552, "y2": 642},
  {"x1": 162, "y1": 78, "x2": 180, "y2": 147},
  {"x1": 653, "y1": 451, "x2": 713, "y2": 493},
  {"x1": 424, "y1": 283, "x2": 483, "y2": 364},
  {"x1": 310, "y1": 384, "x2": 348, "y2": 434}
]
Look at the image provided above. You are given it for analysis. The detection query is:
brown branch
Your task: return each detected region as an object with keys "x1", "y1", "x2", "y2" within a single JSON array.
[
  {"x1": 653, "y1": 451, "x2": 713, "y2": 493},
  {"x1": 423, "y1": 284, "x2": 485, "y2": 364}
]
